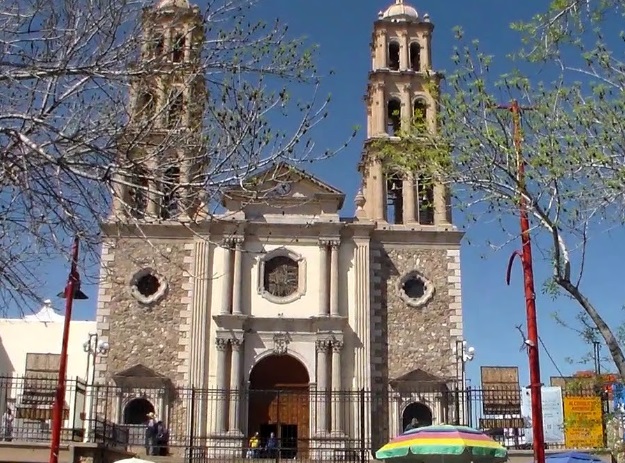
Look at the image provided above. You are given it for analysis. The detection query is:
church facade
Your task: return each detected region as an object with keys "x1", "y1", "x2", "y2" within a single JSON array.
[{"x1": 94, "y1": 0, "x2": 464, "y2": 457}]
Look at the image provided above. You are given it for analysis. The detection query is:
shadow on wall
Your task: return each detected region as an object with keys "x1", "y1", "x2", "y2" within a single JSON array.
[
  {"x1": 0, "y1": 337, "x2": 15, "y2": 416},
  {"x1": 0, "y1": 337, "x2": 14, "y2": 375}
]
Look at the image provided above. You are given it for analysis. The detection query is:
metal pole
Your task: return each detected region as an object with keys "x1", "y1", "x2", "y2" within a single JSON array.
[
  {"x1": 91, "y1": 334, "x2": 98, "y2": 386},
  {"x1": 89, "y1": 334, "x2": 98, "y2": 442},
  {"x1": 500, "y1": 100, "x2": 545, "y2": 463},
  {"x1": 49, "y1": 236, "x2": 80, "y2": 463},
  {"x1": 188, "y1": 387, "x2": 196, "y2": 463},
  {"x1": 454, "y1": 340, "x2": 461, "y2": 425},
  {"x1": 593, "y1": 341, "x2": 601, "y2": 375},
  {"x1": 359, "y1": 388, "x2": 365, "y2": 463}
]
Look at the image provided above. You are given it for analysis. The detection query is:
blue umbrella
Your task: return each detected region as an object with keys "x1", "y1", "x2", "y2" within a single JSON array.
[{"x1": 544, "y1": 452, "x2": 604, "y2": 463}]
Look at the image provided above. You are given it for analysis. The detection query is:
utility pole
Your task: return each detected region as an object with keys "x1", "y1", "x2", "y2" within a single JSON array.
[{"x1": 499, "y1": 100, "x2": 546, "y2": 463}]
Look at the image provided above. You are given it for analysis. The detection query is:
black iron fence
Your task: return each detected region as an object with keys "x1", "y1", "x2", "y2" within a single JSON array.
[{"x1": 0, "y1": 376, "x2": 611, "y2": 460}]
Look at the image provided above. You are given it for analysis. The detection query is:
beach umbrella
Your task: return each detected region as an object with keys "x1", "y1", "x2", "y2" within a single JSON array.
[
  {"x1": 543, "y1": 453, "x2": 604, "y2": 463},
  {"x1": 376, "y1": 424, "x2": 508, "y2": 463}
]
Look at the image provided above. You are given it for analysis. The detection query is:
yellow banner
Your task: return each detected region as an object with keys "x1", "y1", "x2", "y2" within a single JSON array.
[{"x1": 563, "y1": 396, "x2": 604, "y2": 449}]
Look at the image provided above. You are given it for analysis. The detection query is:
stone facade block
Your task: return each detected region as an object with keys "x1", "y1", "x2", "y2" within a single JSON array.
[
  {"x1": 369, "y1": 242, "x2": 462, "y2": 450},
  {"x1": 96, "y1": 236, "x2": 194, "y2": 384},
  {"x1": 374, "y1": 245, "x2": 458, "y2": 381}
]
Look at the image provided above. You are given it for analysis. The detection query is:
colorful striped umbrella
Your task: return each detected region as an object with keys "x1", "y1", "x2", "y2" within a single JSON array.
[{"x1": 376, "y1": 424, "x2": 508, "y2": 463}]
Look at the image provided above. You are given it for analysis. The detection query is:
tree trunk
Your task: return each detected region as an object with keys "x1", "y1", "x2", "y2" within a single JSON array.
[{"x1": 557, "y1": 278, "x2": 625, "y2": 378}]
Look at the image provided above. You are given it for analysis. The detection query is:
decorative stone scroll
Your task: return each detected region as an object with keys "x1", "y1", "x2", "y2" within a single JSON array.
[
  {"x1": 273, "y1": 332, "x2": 290, "y2": 355},
  {"x1": 315, "y1": 339, "x2": 332, "y2": 353},
  {"x1": 332, "y1": 340, "x2": 344, "y2": 353},
  {"x1": 215, "y1": 338, "x2": 229, "y2": 351}
]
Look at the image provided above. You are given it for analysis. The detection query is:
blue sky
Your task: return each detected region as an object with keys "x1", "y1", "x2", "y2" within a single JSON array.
[{"x1": 25, "y1": 0, "x2": 625, "y2": 387}]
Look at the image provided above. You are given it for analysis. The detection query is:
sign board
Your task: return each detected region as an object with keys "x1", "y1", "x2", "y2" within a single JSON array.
[
  {"x1": 563, "y1": 396, "x2": 604, "y2": 449},
  {"x1": 521, "y1": 386, "x2": 565, "y2": 444},
  {"x1": 480, "y1": 366, "x2": 521, "y2": 415},
  {"x1": 479, "y1": 418, "x2": 525, "y2": 429}
]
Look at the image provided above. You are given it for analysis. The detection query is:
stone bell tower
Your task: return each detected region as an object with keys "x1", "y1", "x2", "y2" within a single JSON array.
[
  {"x1": 361, "y1": 0, "x2": 464, "y2": 446},
  {"x1": 112, "y1": 0, "x2": 206, "y2": 221},
  {"x1": 360, "y1": 0, "x2": 451, "y2": 227}
]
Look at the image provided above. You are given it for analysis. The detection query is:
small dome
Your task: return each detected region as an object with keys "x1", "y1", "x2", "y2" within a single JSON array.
[
  {"x1": 156, "y1": 0, "x2": 190, "y2": 9},
  {"x1": 381, "y1": 0, "x2": 419, "y2": 21}
]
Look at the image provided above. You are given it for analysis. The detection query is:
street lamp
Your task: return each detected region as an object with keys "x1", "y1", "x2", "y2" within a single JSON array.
[
  {"x1": 83, "y1": 333, "x2": 109, "y2": 442},
  {"x1": 454, "y1": 340, "x2": 475, "y2": 425},
  {"x1": 83, "y1": 333, "x2": 110, "y2": 386},
  {"x1": 49, "y1": 237, "x2": 87, "y2": 463},
  {"x1": 454, "y1": 340, "x2": 475, "y2": 385}
]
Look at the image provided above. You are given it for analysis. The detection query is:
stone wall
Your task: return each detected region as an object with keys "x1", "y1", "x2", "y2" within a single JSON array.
[
  {"x1": 372, "y1": 244, "x2": 459, "y2": 383},
  {"x1": 369, "y1": 242, "x2": 462, "y2": 448},
  {"x1": 95, "y1": 236, "x2": 195, "y2": 384}
]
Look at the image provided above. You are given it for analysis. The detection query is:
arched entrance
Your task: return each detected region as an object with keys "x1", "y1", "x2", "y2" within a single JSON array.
[
  {"x1": 402, "y1": 402, "x2": 433, "y2": 431},
  {"x1": 123, "y1": 398, "x2": 155, "y2": 446},
  {"x1": 249, "y1": 354, "x2": 310, "y2": 458}
]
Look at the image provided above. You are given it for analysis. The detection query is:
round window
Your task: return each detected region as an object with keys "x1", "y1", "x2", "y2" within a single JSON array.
[
  {"x1": 398, "y1": 271, "x2": 434, "y2": 308},
  {"x1": 136, "y1": 274, "x2": 160, "y2": 297},
  {"x1": 263, "y1": 256, "x2": 299, "y2": 298},
  {"x1": 130, "y1": 268, "x2": 168, "y2": 305},
  {"x1": 402, "y1": 277, "x2": 426, "y2": 299}
]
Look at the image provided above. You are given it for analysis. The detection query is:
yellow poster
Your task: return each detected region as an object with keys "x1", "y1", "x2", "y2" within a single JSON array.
[{"x1": 563, "y1": 396, "x2": 604, "y2": 449}]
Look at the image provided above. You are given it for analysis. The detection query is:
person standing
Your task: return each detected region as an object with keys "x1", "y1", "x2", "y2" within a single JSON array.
[
  {"x1": 266, "y1": 431, "x2": 278, "y2": 458},
  {"x1": 1, "y1": 408, "x2": 13, "y2": 441},
  {"x1": 145, "y1": 412, "x2": 157, "y2": 455},
  {"x1": 404, "y1": 418, "x2": 419, "y2": 432},
  {"x1": 247, "y1": 431, "x2": 260, "y2": 458}
]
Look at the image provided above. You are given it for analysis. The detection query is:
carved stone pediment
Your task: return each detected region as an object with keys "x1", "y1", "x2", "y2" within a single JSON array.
[
  {"x1": 113, "y1": 364, "x2": 173, "y2": 390},
  {"x1": 221, "y1": 162, "x2": 345, "y2": 219}
]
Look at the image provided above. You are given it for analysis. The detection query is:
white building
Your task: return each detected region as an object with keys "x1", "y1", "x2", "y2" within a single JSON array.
[{"x1": 0, "y1": 300, "x2": 96, "y2": 439}]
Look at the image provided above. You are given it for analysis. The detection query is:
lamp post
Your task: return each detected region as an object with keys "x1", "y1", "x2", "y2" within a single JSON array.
[
  {"x1": 49, "y1": 237, "x2": 88, "y2": 463},
  {"x1": 83, "y1": 333, "x2": 109, "y2": 441},
  {"x1": 454, "y1": 340, "x2": 475, "y2": 425},
  {"x1": 83, "y1": 333, "x2": 109, "y2": 386}
]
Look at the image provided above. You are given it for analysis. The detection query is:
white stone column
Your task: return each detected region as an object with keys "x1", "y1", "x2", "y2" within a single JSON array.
[
  {"x1": 215, "y1": 338, "x2": 229, "y2": 433},
  {"x1": 434, "y1": 183, "x2": 448, "y2": 225},
  {"x1": 318, "y1": 241, "x2": 329, "y2": 316},
  {"x1": 220, "y1": 239, "x2": 233, "y2": 314},
  {"x1": 377, "y1": 32, "x2": 387, "y2": 69},
  {"x1": 401, "y1": 32, "x2": 409, "y2": 70},
  {"x1": 373, "y1": 161, "x2": 385, "y2": 220},
  {"x1": 110, "y1": 173, "x2": 126, "y2": 220},
  {"x1": 228, "y1": 338, "x2": 243, "y2": 434},
  {"x1": 375, "y1": 84, "x2": 386, "y2": 136},
  {"x1": 232, "y1": 237, "x2": 243, "y2": 315},
  {"x1": 189, "y1": 239, "x2": 210, "y2": 437},
  {"x1": 147, "y1": 179, "x2": 159, "y2": 217},
  {"x1": 329, "y1": 241, "x2": 340, "y2": 317},
  {"x1": 403, "y1": 174, "x2": 416, "y2": 224},
  {"x1": 401, "y1": 84, "x2": 412, "y2": 130},
  {"x1": 331, "y1": 340, "x2": 344, "y2": 435},
  {"x1": 422, "y1": 33, "x2": 432, "y2": 70},
  {"x1": 315, "y1": 340, "x2": 330, "y2": 434}
]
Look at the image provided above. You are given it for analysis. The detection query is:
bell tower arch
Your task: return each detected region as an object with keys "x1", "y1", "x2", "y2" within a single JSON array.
[
  {"x1": 112, "y1": 0, "x2": 206, "y2": 221},
  {"x1": 360, "y1": 0, "x2": 450, "y2": 226}
]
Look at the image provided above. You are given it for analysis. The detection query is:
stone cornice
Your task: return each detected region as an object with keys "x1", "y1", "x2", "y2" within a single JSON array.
[
  {"x1": 372, "y1": 227, "x2": 463, "y2": 246},
  {"x1": 212, "y1": 314, "x2": 349, "y2": 334},
  {"x1": 100, "y1": 217, "x2": 462, "y2": 245}
]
